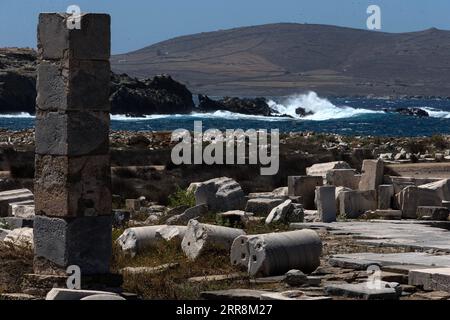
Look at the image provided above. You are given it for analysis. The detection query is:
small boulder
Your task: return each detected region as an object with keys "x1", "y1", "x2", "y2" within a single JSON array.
[
  {"x1": 284, "y1": 270, "x2": 308, "y2": 287},
  {"x1": 3, "y1": 227, "x2": 33, "y2": 248},
  {"x1": 194, "y1": 177, "x2": 246, "y2": 212},
  {"x1": 265, "y1": 200, "x2": 304, "y2": 224}
]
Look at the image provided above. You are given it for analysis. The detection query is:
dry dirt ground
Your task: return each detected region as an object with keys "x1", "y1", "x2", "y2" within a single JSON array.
[{"x1": 385, "y1": 163, "x2": 450, "y2": 179}]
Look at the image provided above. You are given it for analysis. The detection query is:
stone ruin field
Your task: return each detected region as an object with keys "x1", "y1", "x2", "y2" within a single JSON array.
[
  {"x1": 2, "y1": 12, "x2": 450, "y2": 301},
  {"x1": 3, "y1": 130, "x2": 450, "y2": 300}
]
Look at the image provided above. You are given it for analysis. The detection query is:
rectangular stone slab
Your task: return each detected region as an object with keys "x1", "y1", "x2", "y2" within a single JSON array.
[
  {"x1": 330, "y1": 252, "x2": 450, "y2": 269},
  {"x1": 34, "y1": 154, "x2": 112, "y2": 217},
  {"x1": 382, "y1": 264, "x2": 439, "y2": 275},
  {"x1": 200, "y1": 289, "x2": 267, "y2": 300},
  {"x1": 416, "y1": 206, "x2": 450, "y2": 221},
  {"x1": 8, "y1": 200, "x2": 35, "y2": 216},
  {"x1": 306, "y1": 161, "x2": 351, "y2": 179},
  {"x1": 35, "y1": 110, "x2": 110, "y2": 156},
  {"x1": 372, "y1": 209, "x2": 402, "y2": 220},
  {"x1": 396, "y1": 186, "x2": 441, "y2": 219},
  {"x1": 0, "y1": 189, "x2": 34, "y2": 217},
  {"x1": 34, "y1": 215, "x2": 112, "y2": 275},
  {"x1": 0, "y1": 217, "x2": 34, "y2": 229},
  {"x1": 45, "y1": 288, "x2": 120, "y2": 300},
  {"x1": 339, "y1": 190, "x2": 377, "y2": 218},
  {"x1": 326, "y1": 169, "x2": 360, "y2": 190},
  {"x1": 245, "y1": 198, "x2": 284, "y2": 216},
  {"x1": 38, "y1": 13, "x2": 110, "y2": 60},
  {"x1": 409, "y1": 268, "x2": 450, "y2": 292},
  {"x1": 288, "y1": 176, "x2": 323, "y2": 209},
  {"x1": 10, "y1": 204, "x2": 35, "y2": 218},
  {"x1": 315, "y1": 185, "x2": 336, "y2": 222},
  {"x1": 292, "y1": 220, "x2": 450, "y2": 252},
  {"x1": 36, "y1": 60, "x2": 110, "y2": 111},
  {"x1": 325, "y1": 282, "x2": 400, "y2": 300}
]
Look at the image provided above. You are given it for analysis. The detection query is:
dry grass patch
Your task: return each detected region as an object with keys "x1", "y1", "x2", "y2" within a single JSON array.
[
  {"x1": 112, "y1": 239, "x2": 266, "y2": 299},
  {"x1": 111, "y1": 219, "x2": 293, "y2": 299}
]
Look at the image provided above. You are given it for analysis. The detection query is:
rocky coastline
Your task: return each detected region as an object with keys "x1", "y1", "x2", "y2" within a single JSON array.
[{"x1": 0, "y1": 48, "x2": 441, "y2": 118}]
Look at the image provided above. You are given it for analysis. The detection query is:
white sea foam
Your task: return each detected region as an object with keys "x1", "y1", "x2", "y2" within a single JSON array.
[
  {"x1": 110, "y1": 114, "x2": 171, "y2": 121},
  {"x1": 0, "y1": 112, "x2": 34, "y2": 118},
  {"x1": 2, "y1": 94, "x2": 450, "y2": 122},
  {"x1": 189, "y1": 111, "x2": 289, "y2": 121},
  {"x1": 268, "y1": 91, "x2": 381, "y2": 121},
  {"x1": 422, "y1": 107, "x2": 450, "y2": 119},
  {"x1": 111, "y1": 92, "x2": 382, "y2": 121}
]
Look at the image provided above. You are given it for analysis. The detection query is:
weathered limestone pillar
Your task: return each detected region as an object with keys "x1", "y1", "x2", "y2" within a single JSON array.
[
  {"x1": 33, "y1": 13, "x2": 112, "y2": 275},
  {"x1": 315, "y1": 185, "x2": 336, "y2": 222},
  {"x1": 358, "y1": 159, "x2": 384, "y2": 191}
]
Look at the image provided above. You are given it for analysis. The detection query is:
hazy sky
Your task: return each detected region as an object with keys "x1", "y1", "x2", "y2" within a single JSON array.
[{"x1": 1, "y1": 0, "x2": 449, "y2": 54}]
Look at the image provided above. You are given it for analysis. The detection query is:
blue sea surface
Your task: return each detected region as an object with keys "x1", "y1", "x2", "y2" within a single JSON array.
[{"x1": 2, "y1": 95, "x2": 450, "y2": 137}]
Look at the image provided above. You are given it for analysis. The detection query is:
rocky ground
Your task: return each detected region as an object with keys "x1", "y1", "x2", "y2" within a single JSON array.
[
  {"x1": 1, "y1": 223, "x2": 449, "y2": 300},
  {"x1": 1, "y1": 131, "x2": 450, "y2": 300},
  {"x1": 1, "y1": 129, "x2": 450, "y2": 204}
]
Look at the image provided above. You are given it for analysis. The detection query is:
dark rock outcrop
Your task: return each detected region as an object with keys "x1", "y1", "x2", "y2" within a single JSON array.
[
  {"x1": 0, "y1": 48, "x2": 37, "y2": 114},
  {"x1": 0, "y1": 48, "x2": 195, "y2": 116},
  {"x1": 394, "y1": 107, "x2": 429, "y2": 117},
  {"x1": 0, "y1": 72, "x2": 36, "y2": 114},
  {"x1": 295, "y1": 107, "x2": 314, "y2": 117},
  {"x1": 110, "y1": 73, "x2": 194, "y2": 116},
  {"x1": 197, "y1": 94, "x2": 274, "y2": 116}
]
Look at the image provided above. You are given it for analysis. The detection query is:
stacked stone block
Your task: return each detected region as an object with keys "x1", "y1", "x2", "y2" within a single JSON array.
[{"x1": 34, "y1": 13, "x2": 112, "y2": 275}]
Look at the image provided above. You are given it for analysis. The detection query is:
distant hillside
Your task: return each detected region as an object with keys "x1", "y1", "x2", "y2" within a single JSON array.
[{"x1": 111, "y1": 23, "x2": 450, "y2": 97}]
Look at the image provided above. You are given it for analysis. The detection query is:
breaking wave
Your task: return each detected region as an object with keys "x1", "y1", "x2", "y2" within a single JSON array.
[
  {"x1": 0, "y1": 112, "x2": 34, "y2": 118},
  {"x1": 111, "y1": 92, "x2": 385, "y2": 122},
  {"x1": 1, "y1": 93, "x2": 450, "y2": 122},
  {"x1": 268, "y1": 91, "x2": 381, "y2": 121},
  {"x1": 422, "y1": 107, "x2": 450, "y2": 119}
]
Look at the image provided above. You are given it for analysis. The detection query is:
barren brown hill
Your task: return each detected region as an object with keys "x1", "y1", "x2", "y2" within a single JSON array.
[{"x1": 111, "y1": 23, "x2": 450, "y2": 97}]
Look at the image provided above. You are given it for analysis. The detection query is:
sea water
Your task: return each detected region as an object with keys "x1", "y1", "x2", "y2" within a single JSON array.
[{"x1": 2, "y1": 92, "x2": 450, "y2": 137}]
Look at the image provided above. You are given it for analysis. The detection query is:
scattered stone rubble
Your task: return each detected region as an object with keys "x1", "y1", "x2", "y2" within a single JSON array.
[
  {"x1": 4, "y1": 155, "x2": 450, "y2": 300},
  {"x1": 3, "y1": 134, "x2": 450, "y2": 301}
]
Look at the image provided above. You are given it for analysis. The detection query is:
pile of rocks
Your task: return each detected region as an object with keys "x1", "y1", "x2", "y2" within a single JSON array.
[{"x1": 285, "y1": 159, "x2": 450, "y2": 222}]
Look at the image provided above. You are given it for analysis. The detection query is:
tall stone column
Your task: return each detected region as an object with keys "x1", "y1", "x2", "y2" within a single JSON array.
[{"x1": 33, "y1": 13, "x2": 112, "y2": 275}]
